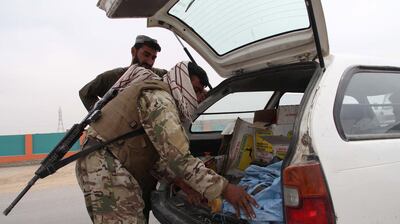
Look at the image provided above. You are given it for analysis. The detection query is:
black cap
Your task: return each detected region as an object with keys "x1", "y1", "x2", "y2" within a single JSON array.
[
  {"x1": 134, "y1": 35, "x2": 161, "y2": 52},
  {"x1": 188, "y1": 62, "x2": 212, "y2": 89}
]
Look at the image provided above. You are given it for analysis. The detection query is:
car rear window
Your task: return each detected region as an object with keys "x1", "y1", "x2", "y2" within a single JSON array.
[
  {"x1": 335, "y1": 67, "x2": 400, "y2": 140},
  {"x1": 169, "y1": 0, "x2": 310, "y2": 55},
  {"x1": 191, "y1": 91, "x2": 274, "y2": 132}
]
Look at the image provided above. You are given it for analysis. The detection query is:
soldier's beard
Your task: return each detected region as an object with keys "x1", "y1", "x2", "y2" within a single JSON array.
[{"x1": 132, "y1": 56, "x2": 152, "y2": 69}]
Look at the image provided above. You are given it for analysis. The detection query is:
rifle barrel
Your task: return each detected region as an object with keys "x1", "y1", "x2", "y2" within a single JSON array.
[{"x1": 3, "y1": 175, "x2": 39, "y2": 216}]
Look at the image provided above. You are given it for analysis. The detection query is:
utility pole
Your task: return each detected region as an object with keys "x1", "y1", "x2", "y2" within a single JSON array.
[{"x1": 57, "y1": 107, "x2": 65, "y2": 132}]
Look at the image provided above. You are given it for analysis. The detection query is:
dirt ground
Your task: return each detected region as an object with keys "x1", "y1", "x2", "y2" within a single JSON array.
[{"x1": 0, "y1": 162, "x2": 78, "y2": 194}]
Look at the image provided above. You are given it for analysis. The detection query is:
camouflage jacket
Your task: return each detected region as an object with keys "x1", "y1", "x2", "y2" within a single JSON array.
[
  {"x1": 138, "y1": 89, "x2": 228, "y2": 201},
  {"x1": 88, "y1": 85, "x2": 228, "y2": 201}
]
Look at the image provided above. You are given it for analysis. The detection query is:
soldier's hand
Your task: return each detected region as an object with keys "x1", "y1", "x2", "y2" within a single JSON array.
[{"x1": 222, "y1": 183, "x2": 258, "y2": 219}]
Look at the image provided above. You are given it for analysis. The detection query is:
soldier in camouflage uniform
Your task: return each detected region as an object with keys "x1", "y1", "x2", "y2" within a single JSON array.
[
  {"x1": 76, "y1": 62, "x2": 258, "y2": 224},
  {"x1": 79, "y1": 35, "x2": 167, "y2": 111}
]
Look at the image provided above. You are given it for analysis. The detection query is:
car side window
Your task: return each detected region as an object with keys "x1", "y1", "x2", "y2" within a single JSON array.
[
  {"x1": 335, "y1": 67, "x2": 400, "y2": 140},
  {"x1": 279, "y1": 92, "x2": 303, "y2": 106},
  {"x1": 191, "y1": 91, "x2": 274, "y2": 132}
]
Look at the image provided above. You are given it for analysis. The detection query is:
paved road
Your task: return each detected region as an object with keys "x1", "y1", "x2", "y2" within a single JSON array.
[
  {"x1": 0, "y1": 184, "x2": 91, "y2": 224},
  {"x1": 0, "y1": 163, "x2": 160, "y2": 224}
]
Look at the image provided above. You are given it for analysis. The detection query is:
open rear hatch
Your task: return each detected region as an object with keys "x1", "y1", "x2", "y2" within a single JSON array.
[{"x1": 98, "y1": 0, "x2": 329, "y2": 77}]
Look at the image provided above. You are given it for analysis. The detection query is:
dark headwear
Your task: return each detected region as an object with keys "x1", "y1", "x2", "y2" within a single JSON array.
[
  {"x1": 134, "y1": 35, "x2": 161, "y2": 52},
  {"x1": 188, "y1": 61, "x2": 212, "y2": 89}
]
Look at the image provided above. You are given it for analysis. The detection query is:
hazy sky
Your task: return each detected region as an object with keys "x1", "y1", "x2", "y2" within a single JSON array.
[{"x1": 1, "y1": 0, "x2": 400, "y2": 135}]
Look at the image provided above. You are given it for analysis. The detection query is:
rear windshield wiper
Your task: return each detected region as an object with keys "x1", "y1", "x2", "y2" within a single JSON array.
[{"x1": 185, "y1": 0, "x2": 196, "y2": 12}]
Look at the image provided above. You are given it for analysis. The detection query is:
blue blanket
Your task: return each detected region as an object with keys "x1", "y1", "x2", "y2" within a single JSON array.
[{"x1": 222, "y1": 161, "x2": 284, "y2": 224}]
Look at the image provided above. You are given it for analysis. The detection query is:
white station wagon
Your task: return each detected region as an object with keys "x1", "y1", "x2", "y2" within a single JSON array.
[{"x1": 98, "y1": 0, "x2": 400, "y2": 223}]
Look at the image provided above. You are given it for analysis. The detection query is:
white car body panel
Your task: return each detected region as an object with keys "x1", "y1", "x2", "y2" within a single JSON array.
[{"x1": 309, "y1": 55, "x2": 400, "y2": 223}]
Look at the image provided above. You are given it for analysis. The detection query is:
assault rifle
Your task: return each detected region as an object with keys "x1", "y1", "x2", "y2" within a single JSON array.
[{"x1": 3, "y1": 88, "x2": 122, "y2": 216}]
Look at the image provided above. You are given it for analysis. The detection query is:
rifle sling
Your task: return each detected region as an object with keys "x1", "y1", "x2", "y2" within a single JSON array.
[{"x1": 52, "y1": 127, "x2": 145, "y2": 172}]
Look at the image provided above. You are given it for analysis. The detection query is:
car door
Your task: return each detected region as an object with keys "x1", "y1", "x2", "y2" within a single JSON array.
[{"x1": 310, "y1": 60, "x2": 400, "y2": 223}]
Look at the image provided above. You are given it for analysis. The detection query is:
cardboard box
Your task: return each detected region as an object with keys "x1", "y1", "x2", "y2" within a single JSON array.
[
  {"x1": 253, "y1": 109, "x2": 276, "y2": 124},
  {"x1": 266, "y1": 124, "x2": 294, "y2": 137},
  {"x1": 253, "y1": 128, "x2": 290, "y2": 163},
  {"x1": 277, "y1": 105, "x2": 300, "y2": 125},
  {"x1": 273, "y1": 144, "x2": 289, "y2": 160},
  {"x1": 237, "y1": 134, "x2": 253, "y2": 170},
  {"x1": 223, "y1": 118, "x2": 254, "y2": 176},
  {"x1": 222, "y1": 117, "x2": 294, "y2": 174}
]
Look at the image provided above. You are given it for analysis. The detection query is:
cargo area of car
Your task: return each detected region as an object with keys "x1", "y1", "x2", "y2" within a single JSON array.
[{"x1": 151, "y1": 62, "x2": 322, "y2": 224}]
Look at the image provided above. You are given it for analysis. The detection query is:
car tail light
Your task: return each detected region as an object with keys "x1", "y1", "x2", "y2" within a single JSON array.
[{"x1": 283, "y1": 162, "x2": 335, "y2": 224}]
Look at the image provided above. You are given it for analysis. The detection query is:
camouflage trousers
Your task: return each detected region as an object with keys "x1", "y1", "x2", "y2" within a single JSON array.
[{"x1": 75, "y1": 138, "x2": 146, "y2": 224}]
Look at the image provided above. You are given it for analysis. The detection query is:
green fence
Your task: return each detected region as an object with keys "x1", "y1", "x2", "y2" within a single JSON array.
[
  {"x1": 0, "y1": 132, "x2": 83, "y2": 164},
  {"x1": 0, "y1": 135, "x2": 25, "y2": 156},
  {"x1": 32, "y1": 133, "x2": 80, "y2": 154}
]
